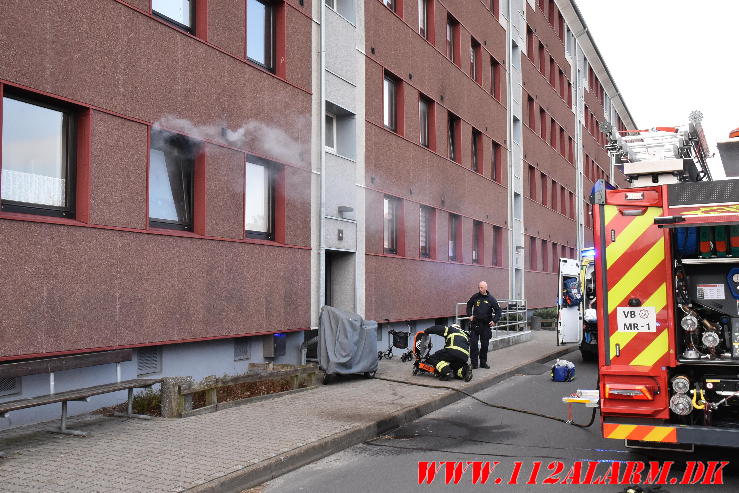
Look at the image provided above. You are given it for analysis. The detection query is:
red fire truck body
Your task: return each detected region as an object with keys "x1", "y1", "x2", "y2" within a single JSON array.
[{"x1": 593, "y1": 179, "x2": 739, "y2": 447}]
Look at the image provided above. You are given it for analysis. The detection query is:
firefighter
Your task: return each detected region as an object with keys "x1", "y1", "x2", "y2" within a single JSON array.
[
  {"x1": 419, "y1": 324, "x2": 471, "y2": 381},
  {"x1": 466, "y1": 281, "x2": 502, "y2": 369}
]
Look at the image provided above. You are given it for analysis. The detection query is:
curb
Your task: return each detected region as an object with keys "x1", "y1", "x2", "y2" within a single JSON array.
[{"x1": 188, "y1": 344, "x2": 579, "y2": 492}]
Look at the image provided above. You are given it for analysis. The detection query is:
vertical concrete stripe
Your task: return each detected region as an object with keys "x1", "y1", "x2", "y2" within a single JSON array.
[
  {"x1": 605, "y1": 208, "x2": 663, "y2": 269},
  {"x1": 628, "y1": 330, "x2": 669, "y2": 367},
  {"x1": 608, "y1": 238, "x2": 665, "y2": 314}
]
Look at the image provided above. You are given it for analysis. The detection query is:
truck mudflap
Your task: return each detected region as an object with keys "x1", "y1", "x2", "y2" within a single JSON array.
[{"x1": 603, "y1": 422, "x2": 739, "y2": 447}]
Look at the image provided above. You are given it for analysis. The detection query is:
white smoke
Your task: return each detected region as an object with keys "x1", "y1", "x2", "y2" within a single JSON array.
[{"x1": 153, "y1": 115, "x2": 308, "y2": 165}]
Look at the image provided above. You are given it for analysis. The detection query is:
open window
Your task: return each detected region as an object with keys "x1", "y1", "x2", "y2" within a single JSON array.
[{"x1": 148, "y1": 130, "x2": 200, "y2": 231}]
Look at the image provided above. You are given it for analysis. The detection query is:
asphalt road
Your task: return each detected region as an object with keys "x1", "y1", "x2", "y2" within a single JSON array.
[{"x1": 261, "y1": 351, "x2": 739, "y2": 493}]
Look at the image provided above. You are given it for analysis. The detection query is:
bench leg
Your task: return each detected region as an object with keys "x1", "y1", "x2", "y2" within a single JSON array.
[
  {"x1": 112, "y1": 388, "x2": 151, "y2": 420},
  {"x1": 50, "y1": 401, "x2": 86, "y2": 437}
]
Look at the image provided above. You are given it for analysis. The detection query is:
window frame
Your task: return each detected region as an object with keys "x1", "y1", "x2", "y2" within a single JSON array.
[
  {"x1": 384, "y1": 195, "x2": 401, "y2": 255},
  {"x1": 246, "y1": 0, "x2": 276, "y2": 72},
  {"x1": 383, "y1": 73, "x2": 398, "y2": 132},
  {"x1": 471, "y1": 129, "x2": 482, "y2": 173},
  {"x1": 447, "y1": 112, "x2": 460, "y2": 163},
  {"x1": 448, "y1": 213, "x2": 461, "y2": 262},
  {"x1": 490, "y1": 56, "x2": 502, "y2": 101},
  {"x1": 244, "y1": 155, "x2": 278, "y2": 241},
  {"x1": 419, "y1": 95, "x2": 433, "y2": 148},
  {"x1": 325, "y1": 112, "x2": 337, "y2": 152},
  {"x1": 472, "y1": 220, "x2": 484, "y2": 265},
  {"x1": 0, "y1": 90, "x2": 78, "y2": 219},
  {"x1": 148, "y1": 130, "x2": 199, "y2": 232},
  {"x1": 492, "y1": 225, "x2": 503, "y2": 267},
  {"x1": 419, "y1": 205, "x2": 435, "y2": 259},
  {"x1": 446, "y1": 15, "x2": 459, "y2": 65},
  {"x1": 470, "y1": 38, "x2": 481, "y2": 83},
  {"x1": 491, "y1": 140, "x2": 501, "y2": 183},
  {"x1": 152, "y1": 0, "x2": 195, "y2": 33}
]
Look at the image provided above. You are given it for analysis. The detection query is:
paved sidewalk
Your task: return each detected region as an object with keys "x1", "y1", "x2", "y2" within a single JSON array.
[{"x1": 0, "y1": 331, "x2": 576, "y2": 493}]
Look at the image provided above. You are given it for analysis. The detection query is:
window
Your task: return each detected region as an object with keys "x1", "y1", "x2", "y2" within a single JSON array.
[
  {"x1": 149, "y1": 131, "x2": 198, "y2": 231},
  {"x1": 560, "y1": 185, "x2": 567, "y2": 216},
  {"x1": 418, "y1": 0, "x2": 428, "y2": 38},
  {"x1": 492, "y1": 226, "x2": 503, "y2": 266},
  {"x1": 549, "y1": 56, "x2": 556, "y2": 86},
  {"x1": 245, "y1": 156, "x2": 277, "y2": 240},
  {"x1": 527, "y1": 95, "x2": 535, "y2": 129},
  {"x1": 419, "y1": 206, "x2": 434, "y2": 258},
  {"x1": 470, "y1": 38, "x2": 481, "y2": 83},
  {"x1": 559, "y1": 127, "x2": 566, "y2": 157},
  {"x1": 247, "y1": 0, "x2": 275, "y2": 71},
  {"x1": 325, "y1": 113, "x2": 336, "y2": 151},
  {"x1": 540, "y1": 172, "x2": 547, "y2": 206},
  {"x1": 559, "y1": 70, "x2": 565, "y2": 99},
  {"x1": 472, "y1": 220, "x2": 483, "y2": 264},
  {"x1": 551, "y1": 179, "x2": 558, "y2": 212},
  {"x1": 567, "y1": 81, "x2": 572, "y2": 108},
  {"x1": 490, "y1": 0, "x2": 499, "y2": 18},
  {"x1": 383, "y1": 73, "x2": 397, "y2": 131},
  {"x1": 490, "y1": 57, "x2": 502, "y2": 101},
  {"x1": 448, "y1": 213, "x2": 460, "y2": 261},
  {"x1": 419, "y1": 96, "x2": 433, "y2": 148},
  {"x1": 447, "y1": 112, "x2": 459, "y2": 162},
  {"x1": 529, "y1": 236, "x2": 537, "y2": 270},
  {"x1": 446, "y1": 16, "x2": 458, "y2": 64},
  {"x1": 550, "y1": 117, "x2": 557, "y2": 148},
  {"x1": 561, "y1": 244, "x2": 567, "y2": 260},
  {"x1": 568, "y1": 136, "x2": 574, "y2": 163},
  {"x1": 153, "y1": 0, "x2": 193, "y2": 31},
  {"x1": 551, "y1": 242, "x2": 558, "y2": 272},
  {"x1": 541, "y1": 239, "x2": 548, "y2": 272},
  {"x1": 384, "y1": 196, "x2": 400, "y2": 254},
  {"x1": 538, "y1": 42, "x2": 545, "y2": 73},
  {"x1": 471, "y1": 129, "x2": 482, "y2": 173},
  {"x1": 539, "y1": 108, "x2": 547, "y2": 140},
  {"x1": 1, "y1": 92, "x2": 77, "y2": 217},
  {"x1": 491, "y1": 140, "x2": 501, "y2": 183},
  {"x1": 326, "y1": 0, "x2": 335, "y2": 9},
  {"x1": 558, "y1": 11, "x2": 565, "y2": 41},
  {"x1": 528, "y1": 165, "x2": 536, "y2": 201},
  {"x1": 382, "y1": 0, "x2": 396, "y2": 12},
  {"x1": 526, "y1": 27, "x2": 535, "y2": 62}
]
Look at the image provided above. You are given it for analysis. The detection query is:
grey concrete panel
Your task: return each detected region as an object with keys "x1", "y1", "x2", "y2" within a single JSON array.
[
  {"x1": 324, "y1": 218, "x2": 357, "y2": 252},
  {"x1": 326, "y1": 9, "x2": 358, "y2": 84}
]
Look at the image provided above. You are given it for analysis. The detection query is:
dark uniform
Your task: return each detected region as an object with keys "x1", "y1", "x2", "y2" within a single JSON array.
[
  {"x1": 422, "y1": 325, "x2": 470, "y2": 380},
  {"x1": 466, "y1": 291, "x2": 502, "y2": 368}
]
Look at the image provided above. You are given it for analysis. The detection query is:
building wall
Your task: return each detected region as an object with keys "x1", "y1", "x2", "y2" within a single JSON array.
[
  {"x1": 0, "y1": 0, "x2": 314, "y2": 361},
  {"x1": 364, "y1": 0, "x2": 510, "y2": 320}
]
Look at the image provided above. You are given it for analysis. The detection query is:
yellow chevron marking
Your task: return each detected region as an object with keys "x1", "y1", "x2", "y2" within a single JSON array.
[
  {"x1": 608, "y1": 238, "x2": 665, "y2": 314},
  {"x1": 606, "y1": 208, "x2": 663, "y2": 269},
  {"x1": 642, "y1": 426, "x2": 674, "y2": 443},
  {"x1": 608, "y1": 424, "x2": 637, "y2": 440},
  {"x1": 604, "y1": 205, "x2": 619, "y2": 226},
  {"x1": 609, "y1": 283, "x2": 667, "y2": 358},
  {"x1": 629, "y1": 330, "x2": 669, "y2": 367}
]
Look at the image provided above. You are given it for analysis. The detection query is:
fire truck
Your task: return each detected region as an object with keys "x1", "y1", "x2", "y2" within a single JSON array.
[{"x1": 582, "y1": 118, "x2": 739, "y2": 449}]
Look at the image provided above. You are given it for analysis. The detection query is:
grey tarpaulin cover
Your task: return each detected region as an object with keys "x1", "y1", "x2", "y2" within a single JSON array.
[{"x1": 319, "y1": 306, "x2": 378, "y2": 375}]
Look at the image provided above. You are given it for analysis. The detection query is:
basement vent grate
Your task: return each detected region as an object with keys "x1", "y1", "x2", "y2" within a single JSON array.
[
  {"x1": 669, "y1": 181, "x2": 739, "y2": 207},
  {"x1": 137, "y1": 347, "x2": 161, "y2": 376},
  {"x1": 0, "y1": 376, "x2": 21, "y2": 397},
  {"x1": 234, "y1": 338, "x2": 251, "y2": 361}
]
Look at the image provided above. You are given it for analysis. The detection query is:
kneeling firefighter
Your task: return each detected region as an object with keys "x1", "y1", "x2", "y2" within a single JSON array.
[{"x1": 419, "y1": 324, "x2": 471, "y2": 381}]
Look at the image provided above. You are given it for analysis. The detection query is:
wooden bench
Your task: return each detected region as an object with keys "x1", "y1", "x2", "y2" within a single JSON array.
[{"x1": 0, "y1": 349, "x2": 160, "y2": 437}]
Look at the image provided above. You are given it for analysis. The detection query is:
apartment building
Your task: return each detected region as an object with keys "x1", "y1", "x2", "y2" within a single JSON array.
[{"x1": 0, "y1": 0, "x2": 635, "y2": 427}]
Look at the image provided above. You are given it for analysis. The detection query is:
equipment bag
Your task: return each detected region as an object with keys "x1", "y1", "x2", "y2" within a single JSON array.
[{"x1": 551, "y1": 359, "x2": 576, "y2": 382}]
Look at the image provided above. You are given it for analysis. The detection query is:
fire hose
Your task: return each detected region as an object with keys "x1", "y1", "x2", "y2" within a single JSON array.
[{"x1": 374, "y1": 376, "x2": 597, "y2": 429}]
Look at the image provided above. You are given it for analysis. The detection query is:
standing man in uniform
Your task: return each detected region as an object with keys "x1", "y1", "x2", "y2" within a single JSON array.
[{"x1": 466, "y1": 281, "x2": 502, "y2": 369}]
